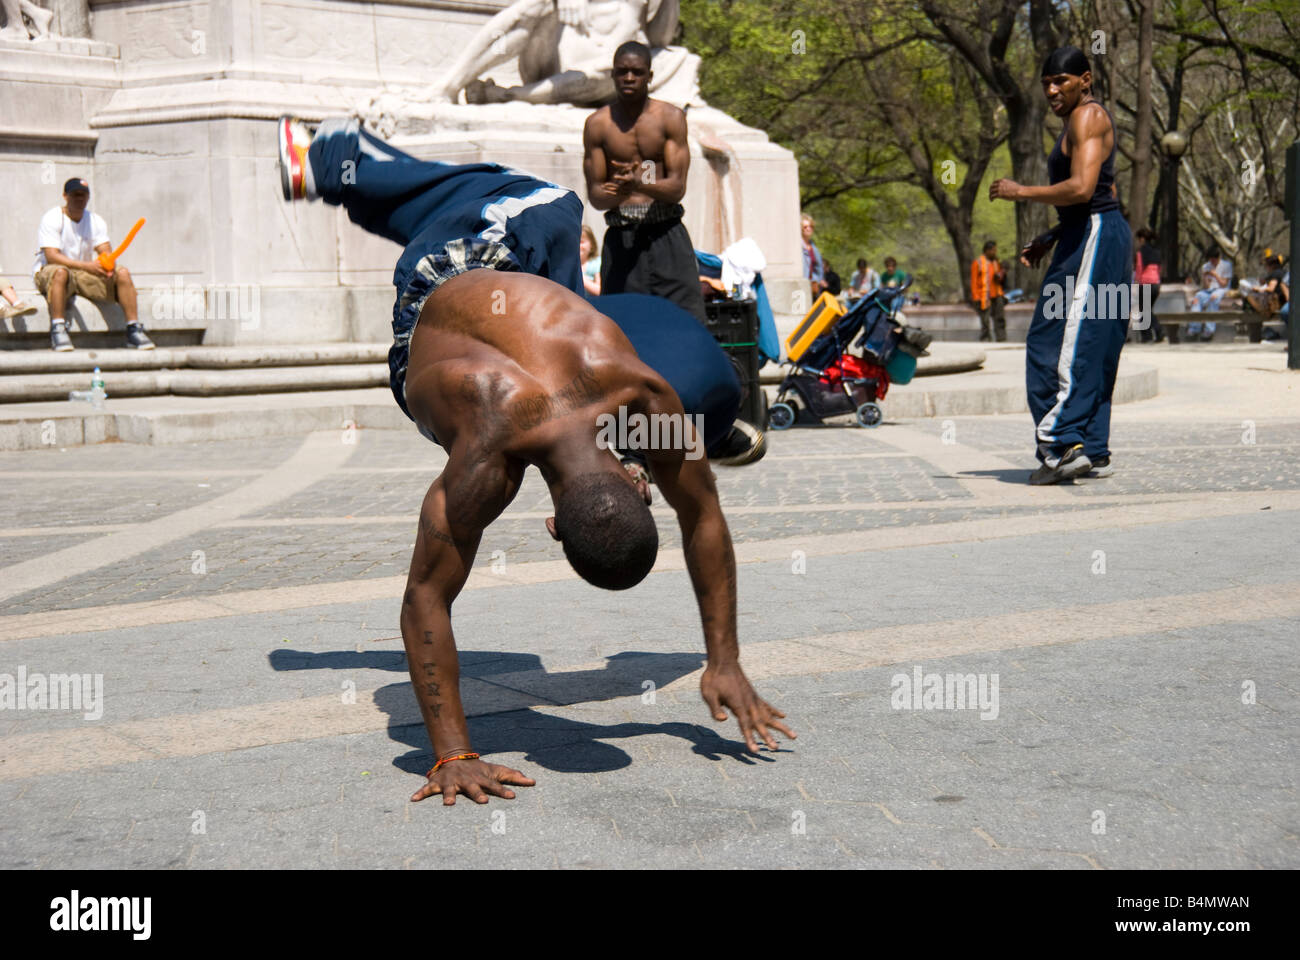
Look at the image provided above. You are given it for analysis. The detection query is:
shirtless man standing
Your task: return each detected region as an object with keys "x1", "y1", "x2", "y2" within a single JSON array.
[
  {"x1": 278, "y1": 116, "x2": 791, "y2": 805},
  {"x1": 583, "y1": 41, "x2": 707, "y2": 322},
  {"x1": 990, "y1": 45, "x2": 1131, "y2": 485}
]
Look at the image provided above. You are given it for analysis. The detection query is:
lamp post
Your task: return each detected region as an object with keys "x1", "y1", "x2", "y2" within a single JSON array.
[
  {"x1": 1286, "y1": 140, "x2": 1298, "y2": 369},
  {"x1": 1161, "y1": 131, "x2": 1188, "y2": 284}
]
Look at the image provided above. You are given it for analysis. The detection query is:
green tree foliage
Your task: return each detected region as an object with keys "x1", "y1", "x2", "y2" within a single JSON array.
[{"x1": 680, "y1": 0, "x2": 1299, "y2": 300}]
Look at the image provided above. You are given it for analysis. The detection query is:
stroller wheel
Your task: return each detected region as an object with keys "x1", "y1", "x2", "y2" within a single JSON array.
[
  {"x1": 768, "y1": 401, "x2": 797, "y2": 431},
  {"x1": 855, "y1": 401, "x2": 883, "y2": 428}
]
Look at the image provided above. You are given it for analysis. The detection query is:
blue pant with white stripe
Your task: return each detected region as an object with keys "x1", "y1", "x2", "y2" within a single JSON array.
[
  {"x1": 305, "y1": 120, "x2": 740, "y2": 453},
  {"x1": 1026, "y1": 210, "x2": 1132, "y2": 465},
  {"x1": 306, "y1": 118, "x2": 583, "y2": 424}
]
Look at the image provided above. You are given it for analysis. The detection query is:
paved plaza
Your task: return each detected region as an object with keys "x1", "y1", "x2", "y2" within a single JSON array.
[{"x1": 1, "y1": 345, "x2": 1297, "y2": 869}]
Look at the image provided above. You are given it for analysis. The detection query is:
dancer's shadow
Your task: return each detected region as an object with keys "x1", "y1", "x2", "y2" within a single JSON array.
[
  {"x1": 268, "y1": 648, "x2": 776, "y2": 774},
  {"x1": 952, "y1": 468, "x2": 1036, "y2": 485}
]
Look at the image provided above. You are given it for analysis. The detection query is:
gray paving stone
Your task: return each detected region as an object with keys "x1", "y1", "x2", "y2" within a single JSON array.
[{"x1": 2, "y1": 413, "x2": 1297, "y2": 868}]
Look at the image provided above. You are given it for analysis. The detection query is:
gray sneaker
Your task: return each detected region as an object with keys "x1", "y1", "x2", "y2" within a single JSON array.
[
  {"x1": 50, "y1": 321, "x2": 73, "y2": 352},
  {"x1": 1028, "y1": 443, "x2": 1091, "y2": 485},
  {"x1": 1087, "y1": 456, "x2": 1114, "y2": 478},
  {"x1": 710, "y1": 419, "x2": 768, "y2": 466},
  {"x1": 125, "y1": 322, "x2": 155, "y2": 350}
]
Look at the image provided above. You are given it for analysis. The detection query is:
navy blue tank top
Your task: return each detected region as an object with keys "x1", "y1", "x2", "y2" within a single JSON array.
[{"x1": 1047, "y1": 100, "x2": 1119, "y2": 222}]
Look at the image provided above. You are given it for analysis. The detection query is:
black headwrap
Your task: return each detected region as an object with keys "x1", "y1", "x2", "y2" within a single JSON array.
[{"x1": 1041, "y1": 46, "x2": 1091, "y2": 78}]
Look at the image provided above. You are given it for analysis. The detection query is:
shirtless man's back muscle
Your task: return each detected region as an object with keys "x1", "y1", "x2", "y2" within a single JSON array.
[{"x1": 404, "y1": 270, "x2": 664, "y2": 472}]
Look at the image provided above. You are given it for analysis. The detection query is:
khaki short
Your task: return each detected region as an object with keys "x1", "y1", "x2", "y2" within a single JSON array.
[{"x1": 34, "y1": 263, "x2": 117, "y2": 303}]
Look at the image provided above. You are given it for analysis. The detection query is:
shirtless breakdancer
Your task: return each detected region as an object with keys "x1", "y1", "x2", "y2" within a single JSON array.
[{"x1": 278, "y1": 117, "x2": 791, "y2": 805}]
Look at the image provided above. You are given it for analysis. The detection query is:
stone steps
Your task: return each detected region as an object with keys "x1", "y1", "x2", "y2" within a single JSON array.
[
  {"x1": 0, "y1": 363, "x2": 390, "y2": 403},
  {"x1": 2, "y1": 286, "x2": 205, "y2": 348},
  {"x1": 0, "y1": 388, "x2": 409, "y2": 450},
  {"x1": 0, "y1": 283, "x2": 397, "y2": 348},
  {"x1": 0, "y1": 349, "x2": 1162, "y2": 451},
  {"x1": 0, "y1": 343, "x2": 391, "y2": 403},
  {"x1": 0, "y1": 343, "x2": 389, "y2": 374}
]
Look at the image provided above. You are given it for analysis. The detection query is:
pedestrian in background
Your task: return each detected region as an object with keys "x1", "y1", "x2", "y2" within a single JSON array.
[
  {"x1": 1186, "y1": 246, "x2": 1232, "y2": 341},
  {"x1": 1134, "y1": 227, "x2": 1164, "y2": 343},
  {"x1": 970, "y1": 240, "x2": 1007, "y2": 342},
  {"x1": 823, "y1": 259, "x2": 842, "y2": 297},
  {"x1": 580, "y1": 224, "x2": 602, "y2": 296},
  {"x1": 800, "y1": 212, "x2": 826, "y2": 303},
  {"x1": 879, "y1": 256, "x2": 905, "y2": 287},
  {"x1": 848, "y1": 258, "x2": 879, "y2": 301}
]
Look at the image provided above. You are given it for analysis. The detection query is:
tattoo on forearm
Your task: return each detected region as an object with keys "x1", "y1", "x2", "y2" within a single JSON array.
[
  {"x1": 509, "y1": 366, "x2": 603, "y2": 431},
  {"x1": 425, "y1": 682, "x2": 441, "y2": 698},
  {"x1": 431, "y1": 703, "x2": 443, "y2": 719},
  {"x1": 423, "y1": 630, "x2": 433, "y2": 645}
]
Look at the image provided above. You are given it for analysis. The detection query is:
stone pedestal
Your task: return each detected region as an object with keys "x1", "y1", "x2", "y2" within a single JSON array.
[
  {"x1": 363, "y1": 97, "x2": 803, "y2": 312},
  {"x1": 1, "y1": 0, "x2": 803, "y2": 347},
  {"x1": 0, "y1": 35, "x2": 119, "y2": 284}
]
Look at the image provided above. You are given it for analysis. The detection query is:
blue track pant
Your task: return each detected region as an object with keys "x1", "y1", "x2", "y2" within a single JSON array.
[{"x1": 1026, "y1": 210, "x2": 1132, "y2": 465}]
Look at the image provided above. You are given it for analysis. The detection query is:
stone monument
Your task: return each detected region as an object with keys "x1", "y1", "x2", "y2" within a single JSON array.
[{"x1": 0, "y1": 0, "x2": 801, "y2": 347}]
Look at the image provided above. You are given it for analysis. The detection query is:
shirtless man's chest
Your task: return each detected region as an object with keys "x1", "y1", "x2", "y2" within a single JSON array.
[{"x1": 592, "y1": 102, "x2": 672, "y2": 205}]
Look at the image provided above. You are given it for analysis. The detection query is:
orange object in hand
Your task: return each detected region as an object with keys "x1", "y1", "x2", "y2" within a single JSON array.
[{"x1": 97, "y1": 218, "x2": 145, "y2": 271}]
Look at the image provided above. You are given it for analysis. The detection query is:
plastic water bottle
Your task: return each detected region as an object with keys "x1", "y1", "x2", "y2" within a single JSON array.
[{"x1": 90, "y1": 367, "x2": 106, "y2": 409}]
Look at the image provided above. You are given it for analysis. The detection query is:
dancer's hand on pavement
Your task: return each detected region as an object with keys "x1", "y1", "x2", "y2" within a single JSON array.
[
  {"x1": 701, "y1": 664, "x2": 796, "y2": 754},
  {"x1": 411, "y1": 758, "x2": 535, "y2": 805}
]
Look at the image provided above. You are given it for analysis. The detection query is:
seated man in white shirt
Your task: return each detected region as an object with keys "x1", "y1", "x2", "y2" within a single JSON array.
[
  {"x1": 1186, "y1": 246, "x2": 1233, "y2": 342},
  {"x1": 33, "y1": 177, "x2": 154, "y2": 352}
]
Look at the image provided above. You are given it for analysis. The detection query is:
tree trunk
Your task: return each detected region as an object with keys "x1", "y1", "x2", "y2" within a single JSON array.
[
  {"x1": 1162, "y1": 56, "x2": 1185, "y2": 281},
  {"x1": 1005, "y1": 94, "x2": 1053, "y2": 291},
  {"x1": 920, "y1": 0, "x2": 1059, "y2": 291},
  {"x1": 940, "y1": 207, "x2": 976, "y2": 304},
  {"x1": 1128, "y1": 0, "x2": 1154, "y2": 231}
]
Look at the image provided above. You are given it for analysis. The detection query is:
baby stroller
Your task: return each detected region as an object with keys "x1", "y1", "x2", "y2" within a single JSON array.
[{"x1": 768, "y1": 277, "x2": 930, "y2": 429}]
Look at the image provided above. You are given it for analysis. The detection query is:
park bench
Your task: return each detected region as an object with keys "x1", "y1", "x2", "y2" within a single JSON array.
[{"x1": 1150, "y1": 310, "x2": 1285, "y2": 343}]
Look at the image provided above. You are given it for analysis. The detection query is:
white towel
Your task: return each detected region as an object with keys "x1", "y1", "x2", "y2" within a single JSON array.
[{"x1": 719, "y1": 237, "x2": 767, "y2": 301}]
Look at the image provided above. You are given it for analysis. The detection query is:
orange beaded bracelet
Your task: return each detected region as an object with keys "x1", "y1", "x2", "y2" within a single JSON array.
[{"x1": 429, "y1": 752, "x2": 480, "y2": 776}]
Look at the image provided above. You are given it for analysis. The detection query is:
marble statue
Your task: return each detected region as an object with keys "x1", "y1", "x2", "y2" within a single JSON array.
[
  {"x1": 0, "y1": 0, "x2": 54, "y2": 40},
  {"x1": 435, "y1": 0, "x2": 698, "y2": 107}
]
